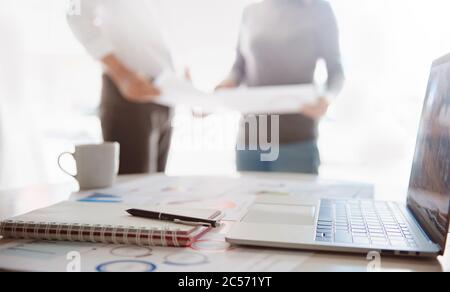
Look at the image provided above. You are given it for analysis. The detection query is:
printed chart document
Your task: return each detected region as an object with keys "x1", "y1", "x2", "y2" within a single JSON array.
[
  {"x1": 154, "y1": 72, "x2": 317, "y2": 114},
  {"x1": 0, "y1": 223, "x2": 313, "y2": 272},
  {"x1": 0, "y1": 175, "x2": 374, "y2": 272},
  {"x1": 69, "y1": 175, "x2": 374, "y2": 222}
]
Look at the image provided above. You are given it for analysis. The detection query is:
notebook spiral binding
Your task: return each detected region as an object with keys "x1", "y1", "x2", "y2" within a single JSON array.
[{"x1": 0, "y1": 220, "x2": 189, "y2": 247}]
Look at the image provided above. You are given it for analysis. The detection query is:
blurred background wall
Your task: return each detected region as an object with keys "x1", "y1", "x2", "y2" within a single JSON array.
[{"x1": 1, "y1": 0, "x2": 450, "y2": 199}]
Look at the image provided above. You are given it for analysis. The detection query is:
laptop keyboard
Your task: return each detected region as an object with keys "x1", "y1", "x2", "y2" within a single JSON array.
[{"x1": 315, "y1": 200, "x2": 418, "y2": 248}]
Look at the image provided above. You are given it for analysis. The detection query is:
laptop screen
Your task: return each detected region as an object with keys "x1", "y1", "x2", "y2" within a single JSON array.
[{"x1": 407, "y1": 54, "x2": 450, "y2": 253}]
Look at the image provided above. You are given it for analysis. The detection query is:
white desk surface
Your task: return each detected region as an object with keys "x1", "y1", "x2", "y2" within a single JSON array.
[{"x1": 0, "y1": 173, "x2": 448, "y2": 272}]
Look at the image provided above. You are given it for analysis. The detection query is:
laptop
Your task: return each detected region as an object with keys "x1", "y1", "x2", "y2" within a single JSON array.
[{"x1": 226, "y1": 54, "x2": 450, "y2": 257}]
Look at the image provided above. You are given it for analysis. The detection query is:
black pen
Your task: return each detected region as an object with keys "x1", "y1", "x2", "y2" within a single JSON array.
[{"x1": 126, "y1": 209, "x2": 222, "y2": 228}]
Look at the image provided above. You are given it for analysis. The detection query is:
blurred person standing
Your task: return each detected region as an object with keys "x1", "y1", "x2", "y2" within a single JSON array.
[
  {"x1": 67, "y1": 0, "x2": 174, "y2": 174},
  {"x1": 217, "y1": 0, "x2": 345, "y2": 174}
]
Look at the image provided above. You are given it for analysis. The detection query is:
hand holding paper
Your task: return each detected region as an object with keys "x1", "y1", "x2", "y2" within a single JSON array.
[
  {"x1": 299, "y1": 97, "x2": 331, "y2": 120},
  {"x1": 154, "y1": 72, "x2": 318, "y2": 114}
]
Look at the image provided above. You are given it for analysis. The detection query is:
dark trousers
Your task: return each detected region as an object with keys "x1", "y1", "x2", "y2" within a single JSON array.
[{"x1": 100, "y1": 75, "x2": 173, "y2": 174}]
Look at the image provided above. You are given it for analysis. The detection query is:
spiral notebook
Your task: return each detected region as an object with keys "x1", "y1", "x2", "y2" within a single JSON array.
[{"x1": 0, "y1": 202, "x2": 221, "y2": 247}]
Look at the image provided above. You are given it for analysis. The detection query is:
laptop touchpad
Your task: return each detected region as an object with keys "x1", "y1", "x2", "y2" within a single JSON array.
[{"x1": 243, "y1": 204, "x2": 316, "y2": 225}]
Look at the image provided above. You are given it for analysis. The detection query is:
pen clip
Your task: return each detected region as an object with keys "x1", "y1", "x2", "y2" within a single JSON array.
[
  {"x1": 173, "y1": 219, "x2": 215, "y2": 228},
  {"x1": 173, "y1": 213, "x2": 224, "y2": 228},
  {"x1": 216, "y1": 213, "x2": 226, "y2": 221}
]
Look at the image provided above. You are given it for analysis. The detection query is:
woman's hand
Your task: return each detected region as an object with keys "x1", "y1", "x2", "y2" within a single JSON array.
[
  {"x1": 184, "y1": 67, "x2": 192, "y2": 82},
  {"x1": 300, "y1": 97, "x2": 330, "y2": 120},
  {"x1": 215, "y1": 79, "x2": 238, "y2": 91}
]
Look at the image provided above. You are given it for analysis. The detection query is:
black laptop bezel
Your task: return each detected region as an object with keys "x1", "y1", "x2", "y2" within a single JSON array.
[{"x1": 406, "y1": 53, "x2": 450, "y2": 255}]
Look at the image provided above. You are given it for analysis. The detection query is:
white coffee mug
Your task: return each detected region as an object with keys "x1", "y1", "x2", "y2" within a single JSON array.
[{"x1": 58, "y1": 142, "x2": 120, "y2": 190}]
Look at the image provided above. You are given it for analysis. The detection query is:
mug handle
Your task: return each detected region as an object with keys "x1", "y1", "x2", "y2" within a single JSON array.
[{"x1": 58, "y1": 152, "x2": 77, "y2": 178}]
